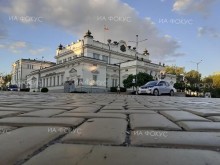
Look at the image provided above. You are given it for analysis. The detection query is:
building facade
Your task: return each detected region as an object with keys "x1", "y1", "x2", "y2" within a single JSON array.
[
  {"x1": 11, "y1": 59, "x2": 55, "y2": 89},
  {"x1": 26, "y1": 30, "x2": 175, "y2": 92}
]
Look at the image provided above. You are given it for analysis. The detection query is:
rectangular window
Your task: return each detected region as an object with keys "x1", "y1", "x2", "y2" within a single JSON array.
[
  {"x1": 106, "y1": 78, "x2": 108, "y2": 87},
  {"x1": 46, "y1": 78, "x2": 48, "y2": 87},
  {"x1": 53, "y1": 76, "x2": 56, "y2": 86},
  {"x1": 115, "y1": 79, "x2": 118, "y2": 87},
  {"x1": 102, "y1": 55, "x2": 108, "y2": 63},
  {"x1": 57, "y1": 76, "x2": 59, "y2": 86},
  {"x1": 93, "y1": 53, "x2": 100, "y2": 60},
  {"x1": 43, "y1": 78, "x2": 45, "y2": 87},
  {"x1": 112, "y1": 79, "x2": 118, "y2": 87},
  {"x1": 93, "y1": 75, "x2": 97, "y2": 86},
  {"x1": 50, "y1": 77, "x2": 52, "y2": 86},
  {"x1": 61, "y1": 75, "x2": 64, "y2": 85}
]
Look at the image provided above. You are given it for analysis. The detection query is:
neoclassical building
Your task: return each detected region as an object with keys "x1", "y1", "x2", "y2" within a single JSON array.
[
  {"x1": 11, "y1": 59, "x2": 55, "y2": 89},
  {"x1": 26, "y1": 30, "x2": 175, "y2": 92}
]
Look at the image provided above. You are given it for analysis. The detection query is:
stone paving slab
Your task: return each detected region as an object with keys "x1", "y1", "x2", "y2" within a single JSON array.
[
  {"x1": 61, "y1": 118, "x2": 127, "y2": 145},
  {"x1": 19, "y1": 109, "x2": 66, "y2": 117},
  {"x1": 24, "y1": 144, "x2": 220, "y2": 165},
  {"x1": 0, "y1": 107, "x2": 40, "y2": 112},
  {"x1": 68, "y1": 107, "x2": 100, "y2": 113},
  {"x1": 160, "y1": 111, "x2": 210, "y2": 122},
  {"x1": 0, "y1": 111, "x2": 20, "y2": 117},
  {"x1": 145, "y1": 107, "x2": 181, "y2": 111},
  {"x1": 207, "y1": 116, "x2": 220, "y2": 122},
  {"x1": 178, "y1": 121, "x2": 220, "y2": 131},
  {"x1": 130, "y1": 130, "x2": 220, "y2": 149},
  {"x1": 0, "y1": 126, "x2": 70, "y2": 165},
  {"x1": 130, "y1": 114, "x2": 181, "y2": 130},
  {"x1": 54, "y1": 112, "x2": 127, "y2": 119},
  {"x1": 0, "y1": 126, "x2": 17, "y2": 134},
  {"x1": 8, "y1": 105, "x2": 74, "y2": 110},
  {"x1": 101, "y1": 106, "x2": 125, "y2": 110},
  {"x1": 100, "y1": 110, "x2": 157, "y2": 114},
  {"x1": 0, "y1": 117, "x2": 85, "y2": 127},
  {"x1": 184, "y1": 108, "x2": 220, "y2": 117}
]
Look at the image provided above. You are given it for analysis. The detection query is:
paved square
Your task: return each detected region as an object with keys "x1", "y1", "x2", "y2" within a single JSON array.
[{"x1": 0, "y1": 92, "x2": 220, "y2": 164}]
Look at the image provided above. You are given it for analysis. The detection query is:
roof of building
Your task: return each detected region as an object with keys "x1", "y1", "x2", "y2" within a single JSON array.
[{"x1": 14, "y1": 58, "x2": 56, "y2": 65}]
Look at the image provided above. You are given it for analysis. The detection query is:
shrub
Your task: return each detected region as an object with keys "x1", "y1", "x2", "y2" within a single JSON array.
[
  {"x1": 110, "y1": 87, "x2": 117, "y2": 92},
  {"x1": 41, "y1": 87, "x2": 48, "y2": 93},
  {"x1": 110, "y1": 87, "x2": 127, "y2": 92},
  {"x1": 20, "y1": 88, "x2": 30, "y2": 92}
]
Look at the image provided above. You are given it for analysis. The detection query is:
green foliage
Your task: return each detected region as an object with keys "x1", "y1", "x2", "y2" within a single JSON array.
[
  {"x1": 123, "y1": 75, "x2": 134, "y2": 88},
  {"x1": 185, "y1": 70, "x2": 201, "y2": 85},
  {"x1": 20, "y1": 88, "x2": 30, "y2": 92},
  {"x1": 41, "y1": 87, "x2": 48, "y2": 93},
  {"x1": 123, "y1": 72, "x2": 153, "y2": 89},
  {"x1": 165, "y1": 66, "x2": 185, "y2": 75},
  {"x1": 211, "y1": 88, "x2": 220, "y2": 98},
  {"x1": 212, "y1": 75, "x2": 220, "y2": 88},
  {"x1": 0, "y1": 74, "x2": 12, "y2": 86},
  {"x1": 174, "y1": 82, "x2": 185, "y2": 91}
]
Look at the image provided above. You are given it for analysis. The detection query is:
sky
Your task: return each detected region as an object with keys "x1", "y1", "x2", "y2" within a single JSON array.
[{"x1": 0, "y1": 0, "x2": 219, "y2": 77}]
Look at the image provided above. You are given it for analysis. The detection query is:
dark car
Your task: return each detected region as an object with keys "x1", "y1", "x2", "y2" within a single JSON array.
[{"x1": 8, "y1": 85, "x2": 19, "y2": 91}]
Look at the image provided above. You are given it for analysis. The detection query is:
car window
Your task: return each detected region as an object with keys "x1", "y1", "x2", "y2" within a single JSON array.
[
  {"x1": 158, "y1": 81, "x2": 166, "y2": 86},
  {"x1": 165, "y1": 82, "x2": 170, "y2": 86}
]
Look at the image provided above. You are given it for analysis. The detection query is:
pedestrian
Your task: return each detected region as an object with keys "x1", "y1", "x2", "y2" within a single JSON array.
[{"x1": 117, "y1": 85, "x2": 120, "y2": 94}]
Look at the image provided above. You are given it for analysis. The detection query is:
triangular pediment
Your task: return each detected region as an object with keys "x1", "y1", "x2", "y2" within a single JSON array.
[
  {"x1": 69, "y1": 68, "x2": 77, "y2": 73},
  {"x1": 31, "y1": 76, "x2": 37, "y2": 80}
]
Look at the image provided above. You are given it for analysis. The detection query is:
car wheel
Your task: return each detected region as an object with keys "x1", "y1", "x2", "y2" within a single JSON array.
[
  {"x1": 153, "y1": 89, "x2": 159, "y2": 96},
  {"x1": 170, "y1": 90, "x2": 174, "y2": 96}
]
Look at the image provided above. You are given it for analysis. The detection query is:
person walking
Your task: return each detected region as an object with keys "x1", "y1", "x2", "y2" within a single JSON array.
[{"x1": 117, "y1": 85, "x2": 120, "y2": 94}]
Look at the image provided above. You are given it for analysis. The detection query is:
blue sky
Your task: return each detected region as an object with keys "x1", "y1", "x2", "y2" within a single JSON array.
[{"x1": 0, "y1": 0, "x2": 220, "y2": 76}]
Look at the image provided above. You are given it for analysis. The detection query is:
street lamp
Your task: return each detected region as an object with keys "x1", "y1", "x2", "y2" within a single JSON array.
[
  {"x1": 128, "y1": 35, "x2": 147, "y2": 94},
  {"x1": 190, "y1": 60, "x2": 202, "y2": 82}
]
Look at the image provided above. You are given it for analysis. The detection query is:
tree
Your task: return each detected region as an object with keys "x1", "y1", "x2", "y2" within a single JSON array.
[
  {"x1": 165, "y1": 66, "x2": 185, "y2": 75},
  {"x1": 165, "y1": 65, "x2": 185, "y2": 82},
  {"x1": 212, "y1": 74, "x2": 220, "y2": 88},
  {"x1": 185, "y1": 70, "x2": 201, "y2": 85},
  {"x1": 0, "y1": 74, "x2": 11, "y2": 86},
  {"x1": 136, "y1": 72, "x2": 154, "y2": 87},
  {"x1": 123, "y1": 72, "x2": 153, "y2": 88},
  {"x1": 123, "y1": 74, "x2": 134, "y2": 88}
]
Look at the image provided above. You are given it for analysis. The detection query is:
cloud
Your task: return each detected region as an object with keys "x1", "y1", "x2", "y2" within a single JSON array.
[
  {"x1": 0, "y1": 0, "x2": 184, "y2": 61},
  {"x1": 29, "y1": 48, "x2": 47, "y2": 55},
  {"x1": 0, "y1": 41, "x2": 48, "y2": 54},
  {"x1": 0, "y1": 19, "x2": 7, "y2": 39},
  {"x1": 173, "y1": 0, "x2": 216, "y2": 16},
  {"x1": 197, "y1": 27, "x2": 220, "y2": 38},
  {"x1": 0, "y1": 41, "x2": 27, "y2": 53}
]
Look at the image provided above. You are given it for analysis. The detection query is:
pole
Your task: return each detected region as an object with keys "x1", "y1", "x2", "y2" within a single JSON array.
[{"x1": 128, "y1": 35, "x2": 147, "y2": 94}]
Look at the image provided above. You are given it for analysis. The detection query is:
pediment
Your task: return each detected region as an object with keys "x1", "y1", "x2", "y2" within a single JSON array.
[{"x1": 69, "y1": 68, "x2": 77, "y2": 73}]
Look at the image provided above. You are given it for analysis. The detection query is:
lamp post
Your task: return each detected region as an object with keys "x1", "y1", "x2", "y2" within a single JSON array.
[
  {"x1": 190, "y1": 60, "x2": 202, "y2": 83},
  {"x1": 128, "y1": 35, "x2": 147, "y2": 94}
]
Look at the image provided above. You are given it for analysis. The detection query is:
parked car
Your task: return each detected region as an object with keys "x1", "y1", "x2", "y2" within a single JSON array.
[
  {"x1": 138, "y1": 80, "x2": 175, "y2": 96},
  {"x1": 7, "y1": 85, "x2": 18, "y2": 91}
]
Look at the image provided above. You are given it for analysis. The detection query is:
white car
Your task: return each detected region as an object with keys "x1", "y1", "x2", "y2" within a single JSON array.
[{"x1": 138, "y1": 80, "x2": 176, "y2": 96}]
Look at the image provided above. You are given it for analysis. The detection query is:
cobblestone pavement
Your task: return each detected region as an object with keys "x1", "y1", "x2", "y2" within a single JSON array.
[{"x1": 0, "y1": 92, "x2": 220, "y2": 165}]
